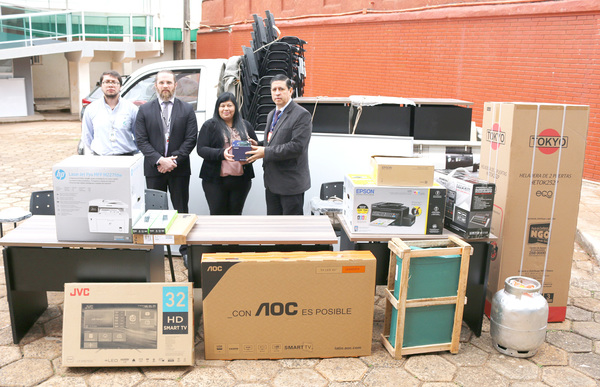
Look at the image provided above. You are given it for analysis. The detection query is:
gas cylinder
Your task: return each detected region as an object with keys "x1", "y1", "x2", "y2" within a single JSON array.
[{"x1": 490, "y1": 276, "x2": 549, "y2": 358}]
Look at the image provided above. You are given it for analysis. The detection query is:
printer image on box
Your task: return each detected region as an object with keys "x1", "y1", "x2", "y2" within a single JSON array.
[
  {"x1": 370, "y1": 202, "x2": 416, "y2": 227},
  {"x1": 88, "y1": 199, "x2": 129, "y2": 234}
]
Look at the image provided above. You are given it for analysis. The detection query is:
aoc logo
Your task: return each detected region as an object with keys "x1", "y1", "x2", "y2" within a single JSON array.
[
  {"x1": 356, "y1": 188, "x2": 375, "y2": 195},
  {"x1": 529, "y1": 129, "x2": 568, "y2": 155},
  {"x1": 486, "y1": 123, "x2": 505, "y2": 150},
  {"x1": 54, "y1": 169, "x2": 66, "y2": 180}
]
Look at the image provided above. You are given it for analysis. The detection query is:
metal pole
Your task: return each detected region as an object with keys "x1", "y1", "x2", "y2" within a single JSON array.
[{"x1": 182, "y1": 0, "x2": 190, "y2": 60}]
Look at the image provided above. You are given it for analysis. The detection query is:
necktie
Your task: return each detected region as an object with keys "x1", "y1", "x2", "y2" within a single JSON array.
[
  {"x1": 268, "y1": 110, "x2": 281, "y2": 142},
  {"x1": 161, "y1": 101, "x2": 171, "y2": 134},
  {"x1": 161, "y1": 101, "x2": 172, "y2": 155}
]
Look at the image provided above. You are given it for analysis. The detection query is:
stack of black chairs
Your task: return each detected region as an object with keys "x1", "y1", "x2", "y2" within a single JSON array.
[{"x1": 240, "y1": 11, "x2": 307, "y2": 132}]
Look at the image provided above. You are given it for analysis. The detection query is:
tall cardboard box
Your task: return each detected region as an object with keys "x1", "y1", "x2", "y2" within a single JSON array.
[
  {"x1": 201, "y1": 251, "x2": 376, "y2": 360},
  {"x1": 479, "y1": 102, "x2": 589, "y2": 321},
  {"x1": 62, "y1": 283, "x2": 194, "y2": 367},
  {"x1": 52, "y1": 155, "x2": 145, "y2": 242}
]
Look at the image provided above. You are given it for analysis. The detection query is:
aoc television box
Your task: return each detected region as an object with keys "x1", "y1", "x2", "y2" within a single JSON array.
[
  {"x1": 371, "y1": 156, "x2": 435, "y2": 187},
  {"x1": 62, "y1": 282, "x2": 194, "y2": 367},
  {"x1": 201, "y1": 251, "x2": 376, "y2": 360},
  {"x1": 479, "y1": 102, "x2": 589, "y2": 322},
  {"x1": 52, "y1": 155, "x2": 145, "y2": 243},
  {"x1": 434, "y1": 169, "x2": 496, "y2": 238},
  {"x1": 343, "y1": 174, "x2": 446, "y2": 235}
]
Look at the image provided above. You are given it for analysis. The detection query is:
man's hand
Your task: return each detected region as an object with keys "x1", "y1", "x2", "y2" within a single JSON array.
[
  {"x1": 157, "y1": 156, "x2": 178, "y2": 173},
  {"x1": 245, "y1": 146, "x2": 265, "y2": 163}
]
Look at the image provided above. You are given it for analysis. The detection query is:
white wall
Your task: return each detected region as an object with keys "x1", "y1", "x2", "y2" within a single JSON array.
[{"x1": 31, "y1": 53, "x2": 69, "y2": 98}]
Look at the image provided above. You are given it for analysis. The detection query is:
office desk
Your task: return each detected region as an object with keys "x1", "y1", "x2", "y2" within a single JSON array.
[
  {"x1": 0, "y1": 216, "x2": 164, "y2": 344},
  {"x1": 186, "y1": 215, "x2": 338, "y2": 287},
  {"x1": 338, "y1": 215, "x2": 496, "y2": 336}
]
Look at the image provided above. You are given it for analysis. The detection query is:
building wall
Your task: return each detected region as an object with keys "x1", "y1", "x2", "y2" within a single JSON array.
[{"x1": 196, "y1": 0, "x2": 600, "y2": 182}]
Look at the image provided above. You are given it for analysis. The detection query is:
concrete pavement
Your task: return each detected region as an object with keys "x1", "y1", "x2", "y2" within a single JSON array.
[{"x1": 0, "y1": 116, "x2": 598, "y2": 386}]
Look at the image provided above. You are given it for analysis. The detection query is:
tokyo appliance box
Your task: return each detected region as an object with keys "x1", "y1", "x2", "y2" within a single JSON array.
[
  {"x1": 62, "y1": 282, "x2": 194, "y2": 367},
  {"x1": 479, "y1": 102, "x2": 589, "y2": 322},
  {"x1": 371, "y1": 156, "x2": 435, "y2": 187},
  {"x1": 52, "y1": 155, "x2": 145, "y2": 242},
  {"x1": 201, "y1": 251, "x2": 376, "y2": 360},
  {"x1": 343, "y1": 174, "x2": 446, "y2": 235},
  {"x1": 434, "y1": 169, "x2": 496, "y2": 238}
]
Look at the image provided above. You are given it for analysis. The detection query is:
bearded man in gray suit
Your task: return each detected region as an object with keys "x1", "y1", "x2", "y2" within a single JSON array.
[{"x1": 246, "y1": 74, "x2": 312, "y2": 215}]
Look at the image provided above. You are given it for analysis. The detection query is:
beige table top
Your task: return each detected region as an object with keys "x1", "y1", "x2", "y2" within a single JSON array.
[
  {"x1": 0, "y1": 215, "x2": 153, "y2": 249},
  {"x1": 186, "y1": 215, "x2": 338, "y2": 245},
  {"x1": 337, "y1": 214, "x2": 497, "y2": 243}
]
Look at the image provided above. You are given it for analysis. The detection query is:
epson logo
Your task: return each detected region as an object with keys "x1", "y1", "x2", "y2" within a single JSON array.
[
  {"x1": 206, "y1": 266, "x2": 222, "y2": 272},
  {"x1": 528, "y1": 223, "x2": 550, "y2": 244},
  {"x1": 529, "y1": 129, "x2": 568, "y2": 155},
  {"x1": 356, "y1": 188, "x2": 375, "y2": 195}
]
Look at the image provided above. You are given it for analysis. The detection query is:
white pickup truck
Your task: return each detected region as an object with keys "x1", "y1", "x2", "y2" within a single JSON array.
[{"x1": 79, "y1": 58, "x2": 478, "y2": 216}]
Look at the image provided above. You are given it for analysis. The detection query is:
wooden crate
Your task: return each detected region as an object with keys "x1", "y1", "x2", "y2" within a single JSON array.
[{"x1": 381, "y1": 236, "x2": 472, "y2": 358}]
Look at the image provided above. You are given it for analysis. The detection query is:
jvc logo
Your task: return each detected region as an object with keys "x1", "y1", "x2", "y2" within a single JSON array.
[
  {"x1": 69, "y1": 288, "x2": 90, "y2": 296},
  {"x1": 54, "y1": 169, "x2": 66, "y2": 180},
  {"x1": 206, "y1": 266, "x2": 222, "y2": 272},
  {"x1": 536, "y1": 190, "x2": 553, "y2": 198},
  {"x1": 255, "y1": 302, "x2": 298, "y2": 316}
]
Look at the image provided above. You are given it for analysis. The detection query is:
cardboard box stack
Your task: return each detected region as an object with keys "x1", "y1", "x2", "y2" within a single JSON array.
[
  {"x1": 201, "y1": 251, "x2": 376, "y2": 360},
  {"x1": 479, "y1": 102, "x2": 589, "y2": 322},
  {"x1": 63, "y1": 282, "x2": 194, "y2": 367},
  {"x1": 343, "y1": 156, "x2": 446, "y2": 235}
]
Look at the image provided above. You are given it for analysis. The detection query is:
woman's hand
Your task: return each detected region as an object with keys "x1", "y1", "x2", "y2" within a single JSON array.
[
  {"x1": 249, "y1": 138, "x2": 258, "y2": 146},
  {"x1": 223, "y1": 146, "x2": 234, "y2": 161}
]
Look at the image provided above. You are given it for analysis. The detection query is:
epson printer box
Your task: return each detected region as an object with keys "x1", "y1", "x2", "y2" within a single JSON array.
[
  {"x1": 62, "y1": 282, "x2": 194, "y2": 367},
  {"x1": 343, "y1": 174, "x2": 446, "y2": 235},
  {"x1": 52, "y1": 155, "x2": 145, "y2": 242}
]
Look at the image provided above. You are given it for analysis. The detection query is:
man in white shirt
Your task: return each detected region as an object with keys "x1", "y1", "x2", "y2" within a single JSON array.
[{"x1": 82, "y1": 70, "x2": 139, "y2": 156}]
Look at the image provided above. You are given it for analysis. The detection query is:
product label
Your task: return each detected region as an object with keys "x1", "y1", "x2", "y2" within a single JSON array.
[
  {"x1": 529, "y1": 128, "x2": 568, "y2": 155},
  {"x1": 162, "y1": 286, "x2": 189, "y2": 334},
  {"x1": 528, "y1": 223, "x2": 550, "y2": 245}
]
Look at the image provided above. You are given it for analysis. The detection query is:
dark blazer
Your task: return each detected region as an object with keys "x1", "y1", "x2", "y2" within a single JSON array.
[
  {"x1": 197, "y1": 118, "x2": 258, "y2": 182},
  {"x1": 135, "y1": 98, "x2": 198, "y2": 177},
  {"x1": 263, "y1": 100, "x2": 312, "y2": 195}
]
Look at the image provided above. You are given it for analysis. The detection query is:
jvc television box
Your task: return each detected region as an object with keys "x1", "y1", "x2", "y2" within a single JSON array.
[
  {"x1": 201, "y1": 251, "x2": 376, "y2": 360},
  {"x1": 343, "y1": 174, "x2": 446, "y2": 235},
  {"x1": 434, "y1": 169, "x2": 496, "y2": 238},
  {"x1": 52, "y1": 155, "x2": 145, "y2": 242},
  {"x1": 63, "y1": 283, "x2": 194, "y2": 367},
  {"x1": 479, "y1": 102, "x2": 589, "y2": 322}
]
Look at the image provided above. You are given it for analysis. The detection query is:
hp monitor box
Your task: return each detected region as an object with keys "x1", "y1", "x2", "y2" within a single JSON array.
[
  {"x1": 343, "y1": 174, "x2": 446, "y2": 235},
  {"x1": 62, "y1": 282, "x2": 194, "y2": 367},
  {"x1": 52, "y1": 155, "x2": 145, "y2": 242},
  {"x1": 201, "y1": 251, "x2": 376, "y2": 360},
  {"x1": 434, "y1": 169, "x2": 496, "y2": 238},
  {"x1": 479, "y1": 102, "x2": 589, "y2": 322}
]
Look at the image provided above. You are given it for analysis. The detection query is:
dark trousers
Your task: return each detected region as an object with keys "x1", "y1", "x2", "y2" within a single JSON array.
[
  {"x1": 202, "y1": 177, "x2": 252, "y2": 215},
  {"x1": 146, "y1": 174, "x2": 190, "y2": 256},
  {"x1": 265, "y1": 189, "x2": 304, "y2": 215}
]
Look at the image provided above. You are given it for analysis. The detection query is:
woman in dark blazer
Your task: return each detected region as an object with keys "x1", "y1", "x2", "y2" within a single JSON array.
[{"x1": 197, "y1": 92, "x2": 258, "y2": 215}]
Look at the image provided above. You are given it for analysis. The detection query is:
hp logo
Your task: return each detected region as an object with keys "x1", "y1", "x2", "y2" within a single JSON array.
[{"x1": 54, "y1": 169, "x2": 66, "y2": 180}]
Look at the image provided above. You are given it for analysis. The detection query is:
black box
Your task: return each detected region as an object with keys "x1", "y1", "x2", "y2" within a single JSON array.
[{"x1": 411, "y1": 105, "x2": 472, "y2": 141}]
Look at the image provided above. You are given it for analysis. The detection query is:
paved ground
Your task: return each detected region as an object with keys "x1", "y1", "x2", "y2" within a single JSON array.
[{"x1": 0, "y1": 115, "x2": 598, "y2": 386}]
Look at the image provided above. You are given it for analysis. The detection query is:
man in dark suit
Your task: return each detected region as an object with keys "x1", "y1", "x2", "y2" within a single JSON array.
[
  {"x1": 246, "y1": 74, "x2": 312, "y2": 215},
  {"x1": 135, "y1": 70, "x2": 197, "y2": 261}
]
